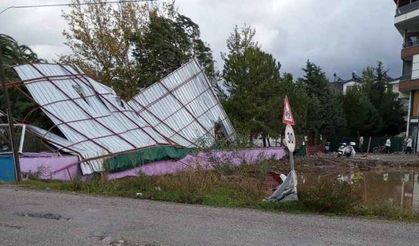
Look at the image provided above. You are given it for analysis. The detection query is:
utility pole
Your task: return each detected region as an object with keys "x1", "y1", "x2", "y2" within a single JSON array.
[{"x1": 0, "y1": 48, "x2": 21, "y2": 181}]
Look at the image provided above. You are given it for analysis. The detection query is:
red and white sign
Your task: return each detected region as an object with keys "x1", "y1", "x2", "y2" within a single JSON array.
[{"x1": 282, "y1": 96, "x2": 295, "y2": 126}]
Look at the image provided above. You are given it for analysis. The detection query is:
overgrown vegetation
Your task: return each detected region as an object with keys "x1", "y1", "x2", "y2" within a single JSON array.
[
  {"x1": 299, "y1": 180, "x2": 361, "y2": 214},
  {"x1": 19, "y1": 161, "x2": 419, "y2": 222}
]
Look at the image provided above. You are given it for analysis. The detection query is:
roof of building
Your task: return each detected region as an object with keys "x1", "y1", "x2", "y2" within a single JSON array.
[{"x1": 329, "y1": 72, "x2": 400, "y2": 92}]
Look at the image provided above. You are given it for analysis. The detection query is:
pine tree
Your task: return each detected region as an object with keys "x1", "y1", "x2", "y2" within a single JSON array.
[
  {"x1": 341, "y1": 87, "x2": 382, "y2": 136},
  {"x1": 222, "y1": 47, "x2": 283, "y2": 142},
  {"x1": 359, "y1": 62, "x2": 405, "y2": 136},
  {"x1": 298, "y1": 61, "x2": 346, "y2": 141},
  {"x1": 222, "y1": 25, "x2": 310, "y2": 145}
]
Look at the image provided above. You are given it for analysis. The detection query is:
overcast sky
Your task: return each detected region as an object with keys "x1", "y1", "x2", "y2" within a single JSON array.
[{"x1": 0, "y1": 0, "x2": 402, "y2": 79}]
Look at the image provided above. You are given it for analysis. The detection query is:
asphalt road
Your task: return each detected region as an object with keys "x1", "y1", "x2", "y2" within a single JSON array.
[{"x1": 0, "y1": 186, "x2": 418, "y2": 246}]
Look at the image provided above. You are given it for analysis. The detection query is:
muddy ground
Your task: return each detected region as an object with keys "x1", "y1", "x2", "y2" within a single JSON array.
[{"x1": 274, "y1": 153, "x2": 419, "y2": 175}]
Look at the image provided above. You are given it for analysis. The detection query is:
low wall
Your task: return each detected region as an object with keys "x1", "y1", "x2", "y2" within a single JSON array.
[
  {"x1": 18, "y1": 147, "x2": 287, "y2": 181},
  {"x1": 108, "y1": 147, "x2": 287, "y2": 180},
  {"x1": 20, "y1": 153, "x2": 81, "y2": 180}
]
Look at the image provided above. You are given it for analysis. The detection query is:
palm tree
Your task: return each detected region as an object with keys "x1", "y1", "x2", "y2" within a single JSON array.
[
  {"x1": 1, "y1": 34, "x2": 39, "y2": 62},
  {"x1": 0, "y1": 34, "x2": 53, "y2": 128},
  {"x1": 0, "y1": 34, "x2": 41, "y2": 79}
]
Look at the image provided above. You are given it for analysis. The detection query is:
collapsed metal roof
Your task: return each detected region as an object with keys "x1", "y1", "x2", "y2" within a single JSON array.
[
  {"x1": 128, "y1": 59, "x2": 235, "y2": 147},
  {"x1": 14, "y1": 63, "x2": 172, "y2": 174},
  {"x1": 13, "y1": 60, "x2": 235, "y2": 174}
]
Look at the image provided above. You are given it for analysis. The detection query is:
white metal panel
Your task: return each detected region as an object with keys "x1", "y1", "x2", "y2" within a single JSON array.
[
  {"x1": 412, "y1": 55, "x2": 419, "y2": 80},
  {"x1": 128, "y1": 59, "x2": 236, "y2": 147},
  {"x1": 14, "y1": 64, "x2": 171, "y2": 174}
]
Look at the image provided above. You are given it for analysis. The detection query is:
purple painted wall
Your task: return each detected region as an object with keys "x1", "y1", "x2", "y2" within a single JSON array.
[
  {"x1": 108, "y1": 147, "x2": 287, "y2": 180},
  {"x1": 18, "y1": 147, "x2": 286, "y2": 181},
  {"x1": 19, "y1": 153, "x2": 80, "y2": 180}
]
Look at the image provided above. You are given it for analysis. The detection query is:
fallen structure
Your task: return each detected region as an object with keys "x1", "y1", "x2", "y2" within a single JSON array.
[
  {"x1": 14, "y1": 63, "x2": 188, "y2": 175},
  {"x1": 0, "y1": 60, "x2": 286, "y2": 181},
  {"x1": 128, "y1": 60, "x2": 235, "y2": 147}
]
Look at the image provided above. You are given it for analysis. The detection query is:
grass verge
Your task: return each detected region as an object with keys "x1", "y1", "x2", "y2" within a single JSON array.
[{"x1": 16, "y1": 160, "x2": 419, "y2": 223}]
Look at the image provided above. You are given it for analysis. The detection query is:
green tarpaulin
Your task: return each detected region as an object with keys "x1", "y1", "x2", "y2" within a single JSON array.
[{"x1": 105, "y1": 146, "x2": 192, "y2": 173}]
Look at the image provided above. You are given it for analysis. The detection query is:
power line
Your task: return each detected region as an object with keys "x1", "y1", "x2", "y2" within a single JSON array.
[{"x1": 0, "y1": 0, "x2": 155, "y2": 15}]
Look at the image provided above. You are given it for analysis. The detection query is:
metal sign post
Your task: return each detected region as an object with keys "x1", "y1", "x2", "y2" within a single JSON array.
[
  {"x1": 285, "y1": 124, "x2": 296, "y2": 171},
  {"x1": 267, "y1": 96, "x2": 298, "y2": 201},
  {"x1": 0, "y1": 48, "x2": 21, "y2": 181}
]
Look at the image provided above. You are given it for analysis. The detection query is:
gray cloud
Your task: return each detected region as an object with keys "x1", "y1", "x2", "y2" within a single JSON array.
[{"x1": 0, "y1": 0, "x2": 403, "y2": 79}]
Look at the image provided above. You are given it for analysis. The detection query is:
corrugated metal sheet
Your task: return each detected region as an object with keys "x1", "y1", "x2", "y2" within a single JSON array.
[
  {"x1": 13, "y1": 60, "x2": 236, "y2": 174},
  {"x1": 14, "y1": 64, "x2": 171, "y2": 174},
  {"x1": 128, "y1": 59, "x2": 235, "y2": 147}
]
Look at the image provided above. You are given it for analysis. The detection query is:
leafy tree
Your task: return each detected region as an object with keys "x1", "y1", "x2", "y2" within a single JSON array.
[
  {"x1": 132, "y1": 11, "x2": 214, "y2": 88},
  {"x1": 298, "y1": 61, "x2": 346, "y2": 141},
  {"x1": 63, "y1": 0, "x2": 214, "y2": 98},
  {"x1": 62, "y1": 0, "x2": 175, "y2": 99}
]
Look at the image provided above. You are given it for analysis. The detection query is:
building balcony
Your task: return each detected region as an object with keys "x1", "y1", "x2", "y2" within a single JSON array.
[
  {"x1": 395, "y1": 0, "x2": 419, "y2": 29},
  {"x1": 399, "y1": 76, "x2": 419, "y2": 92},
  {"x1": 402, "y1": 40, "x2": 419, "y2": 59},
  {"x1": 396, "y1": 0, "x2": 419, "y2": 17}
]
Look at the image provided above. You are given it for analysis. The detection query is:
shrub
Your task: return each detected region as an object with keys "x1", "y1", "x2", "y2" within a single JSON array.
[
  {"x1": 255, "y1": 160, "x2": 274, "y2": 181},
  {"x1": 207, "y1": 154, "x2": 236, "y2": 176},
  {"x1": 355, "y1": 202, "x2": 418, "y2": 221},
  {"x1": 299, "y1": 180, "x2": 362, "y2": 214}
]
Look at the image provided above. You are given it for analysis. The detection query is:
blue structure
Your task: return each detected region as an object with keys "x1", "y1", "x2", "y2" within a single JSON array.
[{"x1": 0, "y1": 155, "x2": 16, "y2": 182}]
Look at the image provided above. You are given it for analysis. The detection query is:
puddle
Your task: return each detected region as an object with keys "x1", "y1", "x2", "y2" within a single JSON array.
[{"x1": 298, "y1": 168, "x2": 419, "y2": 213}]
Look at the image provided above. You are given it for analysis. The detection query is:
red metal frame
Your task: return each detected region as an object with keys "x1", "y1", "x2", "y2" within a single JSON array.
[
  {"x1": 194, "y1": 58, "x2": 236, "y2": 139},
  {"x1": 7, "y1": 60, "x2": 235, "y2": 175},
  {"x1": 15, "y1": 86, "x2": 113, "y2": 153},
  {"x1": 27, "y1": 64, "x2": 139, "y2": 149},
  {"x1": 129, "y1": 96, "x2": 199, "y2": 147},
  {"x1": 152, "y1": 86, "x2": 212, "y2": 127},
  {"x1": 129, "y1": 63, "x2": 235, "y2": 146},
  {"x1": 58, "y1": 64, "x2": 171, "y2": 146},
  {"x1": 134, "y1": 70, "x2": 202, "y2": 115}
]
